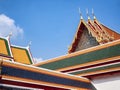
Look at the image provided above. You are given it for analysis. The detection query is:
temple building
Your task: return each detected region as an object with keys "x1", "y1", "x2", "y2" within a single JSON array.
[
  {"x1": 0, "y1": 11, "x2": 120, "y2": 90},
  {"x1": 0, "y1": 35, "x2": 95, "y2": 89},
  {"x1": 34, "y1": 11, "x2": 120, "y2": 90},
  {"x1": 68, "y1": 12, "x2": 120, "y2": 53}
]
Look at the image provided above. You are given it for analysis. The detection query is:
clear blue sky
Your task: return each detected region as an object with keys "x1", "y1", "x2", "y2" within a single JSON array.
[{"x1": 0, "y1": 0, "x2": 120, "y2": 61}]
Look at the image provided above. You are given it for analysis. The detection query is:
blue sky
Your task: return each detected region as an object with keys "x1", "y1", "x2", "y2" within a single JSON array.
[{"x1": 0, "y1": 0, "x2": 120, "y2": 62}]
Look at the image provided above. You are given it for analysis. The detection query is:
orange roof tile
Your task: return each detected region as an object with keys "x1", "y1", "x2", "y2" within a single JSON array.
[
  {"x1": 11, "y1": 46, "x2": 33, "y2": 64},
  {"x1": 0, "y1": 37, "x2": 12, "y2": 60},
  {"x1": 101, "y1": 24, "x2": 120, "y2": 40}
]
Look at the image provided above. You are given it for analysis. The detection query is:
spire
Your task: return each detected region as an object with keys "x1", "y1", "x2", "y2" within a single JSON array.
[
  {"x1": 86, "y1": 9, "x2": 90, "y2": 20},
  {"x1": 79, "y1": 8, "x2": 83, "y2": 19},
  {"x1": 92, "y1": 9, "x2": 96, "y2": 19}
]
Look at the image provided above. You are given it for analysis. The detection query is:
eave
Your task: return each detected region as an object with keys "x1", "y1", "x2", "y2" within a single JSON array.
[
  {"x1": 0, "y1": 60, "x2": 95, "y2": 90},
  {"x1": 34, "y1": 39, "x2": 120, "y2": 73}
]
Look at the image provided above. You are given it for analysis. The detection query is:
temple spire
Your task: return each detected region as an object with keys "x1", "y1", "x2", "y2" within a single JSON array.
[
  {"x1": 86, "y1": 9, "x2": 90, "y2": 20},
  {"x1": 92, "y1": 9, "x2": 96, "y2": 19},
  {"x1": 79, "y1": 8, "x2": 83, "y2": 19}
]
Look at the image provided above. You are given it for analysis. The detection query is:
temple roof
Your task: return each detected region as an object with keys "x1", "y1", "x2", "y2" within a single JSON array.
[
  {"x1": 11, "y1": 45, "x2": 34, "y2": 64},
  {"x1": 0, "y1": 60, "x2": 96, "y2": 90},
  {"x1": 68, "y1": 17, "x2": 120, "y2": 53},
  {"x1": 0, "y1": 37, "x2": 13, "y2": 60},
  {"x1": 0, "y1": 36, "x2": 34, "y2": 64},
  {"x1": 34, "y1": 39, "x2": 120, "y2": 78}
]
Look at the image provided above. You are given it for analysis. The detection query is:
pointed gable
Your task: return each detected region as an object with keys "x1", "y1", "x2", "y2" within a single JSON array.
[
  {"x1": 68, "y1": 19, "x2": 99, "y2": 53},
  {"x1": 0, "y1": 37, "x2": 13, "y2": 60},
  {"x1": 11, "y1": 45, "x2": 34, "y2": 64},
  {"x1": 68, "y1": 17, "x2": 120, "y2": 53}
]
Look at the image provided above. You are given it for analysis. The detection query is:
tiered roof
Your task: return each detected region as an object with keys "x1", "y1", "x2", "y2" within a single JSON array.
[
  {"x1": 0, "y1": 32, "x2": 96, "y2": 90},
  {"x1": 68, "y1": 13, "x2": 120, "y2": 53},
  {"x1": 34, "y1": 40, "x2": 120, "y2": 76},
  {"x1": 34, "y1": 12, "x2": 120, "y2": 78},
  {"x1": 0, "y1": 11, "x2": 120, "y2": 89},
  {"x1": 0, "y1": 36, "x2": 34, "y2": 64}
]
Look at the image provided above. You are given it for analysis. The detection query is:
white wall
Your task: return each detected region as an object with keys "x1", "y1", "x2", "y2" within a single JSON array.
[{"x1": 91, "y1": 73, "x2": 120, "y2": 90}]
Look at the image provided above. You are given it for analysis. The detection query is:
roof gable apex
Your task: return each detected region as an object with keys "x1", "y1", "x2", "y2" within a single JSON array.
[
  {"x1": 68, "y1": 15, "x2": 120, "y2": 53},
  {"x1": 68, "y1": 19, "x2": 98, "y2": 53}
]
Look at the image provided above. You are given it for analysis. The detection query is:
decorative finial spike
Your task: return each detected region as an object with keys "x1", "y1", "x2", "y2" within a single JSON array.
[
  {"x1": 92, "y1": 8, "x2": 96, "y2": 19},
  {"x1": 86, "y1": 9, "x2": 90, "y2": 19},
  {"x1": 28, "y1": 41, "x2": 32, "y2": 48},
  {"x1": 79, "y1": 8, "x2": 83, "y2": 19},
  {"x1": 7, "y1": 32, "x2": 12, "y2": 39}
]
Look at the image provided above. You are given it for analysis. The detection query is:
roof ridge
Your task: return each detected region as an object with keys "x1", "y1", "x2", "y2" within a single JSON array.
[{"x1": 11, "y1": 44, "x2": 28, "y2": 49}]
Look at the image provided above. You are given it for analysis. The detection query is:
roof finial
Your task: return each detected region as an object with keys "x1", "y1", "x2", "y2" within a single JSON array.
[
  {"x1": 92, "y1": 8, "x2": 96, "y2": 19},
  {"x1": 7, "y1": 32, "x2": 12, "y2": 39},
  {"x1": 79, "y1": 8, "x2": 83, "y2": 19},
  {"x1": 86, "y1": 9, "x2": 90, "y2": 20},
  {"x1": 27, "y1": 41, "x2": 32, "y2": 48}
]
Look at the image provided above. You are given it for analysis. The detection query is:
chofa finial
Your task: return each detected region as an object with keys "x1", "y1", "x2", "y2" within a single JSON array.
[
  {"x1": 86, "y1": 9, "x2": 90, "y2": 20},
  {"x1": 7, "y1": 32, "x2": 12, "y2": 39},
  {"x1": 79, "y1": 8, "x2": 83, "y2": 19},
  {"x1": 28, "y1": 41, "x2": 32, "y2": 48},
  {"x1": 92, "y1": 8, "x2": 96, "y2": 19}
]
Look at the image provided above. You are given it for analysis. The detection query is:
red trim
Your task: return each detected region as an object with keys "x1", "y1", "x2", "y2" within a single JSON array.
[
  {"x1": 84, "y1": 70, "x2": 120, "y2": 79},
  {"x1": 88, "y1": 22, "x2": 96, "y2": 31},
  {"x1": 69, "y1": 23, "x2": 84, "y2": 53},
  {"x1": 94, "y1": 21, "x2": 102, "y2": 30},
  {"x1": 0, "y1": 79, "x2": 69, "y2": 90},
  {"x1": 0, "y1": 53, "x2": 13, "y2": 59},
  {"x1": 0, "y1": 75, "x2": 2, "y2": 80},
  {"x1": 69, "y1": 30, "x2": 83, "y2": 53},
  {"x1": 62, "y1": 59, "x2": 120, "y2": 73}
]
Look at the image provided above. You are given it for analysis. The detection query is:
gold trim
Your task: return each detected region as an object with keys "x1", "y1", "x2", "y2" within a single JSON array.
[
  {"x1": 2, "y1": 60, "x2": 89, "y2": 83},
  {"x1": 68, "y1": 19, "x2": 87, "y2": 52},
  {"x1": 2, "y1": 75, "x2": 87, "y2": 90}
]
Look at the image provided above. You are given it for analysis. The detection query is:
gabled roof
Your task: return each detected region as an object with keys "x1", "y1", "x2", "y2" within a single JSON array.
[
  {"x1": 11, "y1": 45, "x2": 34, "y2": 64},
  {"x1": 68, "y1": 17, "x2": 120, "y2": 53},
  {"x1": 0, "y1": 35, "x2": 34, "y2": 64},
  {"x1": 0, "y1": 36, "x2": 13, "y2": 60}
]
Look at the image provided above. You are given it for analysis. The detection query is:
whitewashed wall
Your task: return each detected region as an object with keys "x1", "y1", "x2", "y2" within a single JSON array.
[{"x1": 91, "y1": 73, "x2": 120, "y2": 90}]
